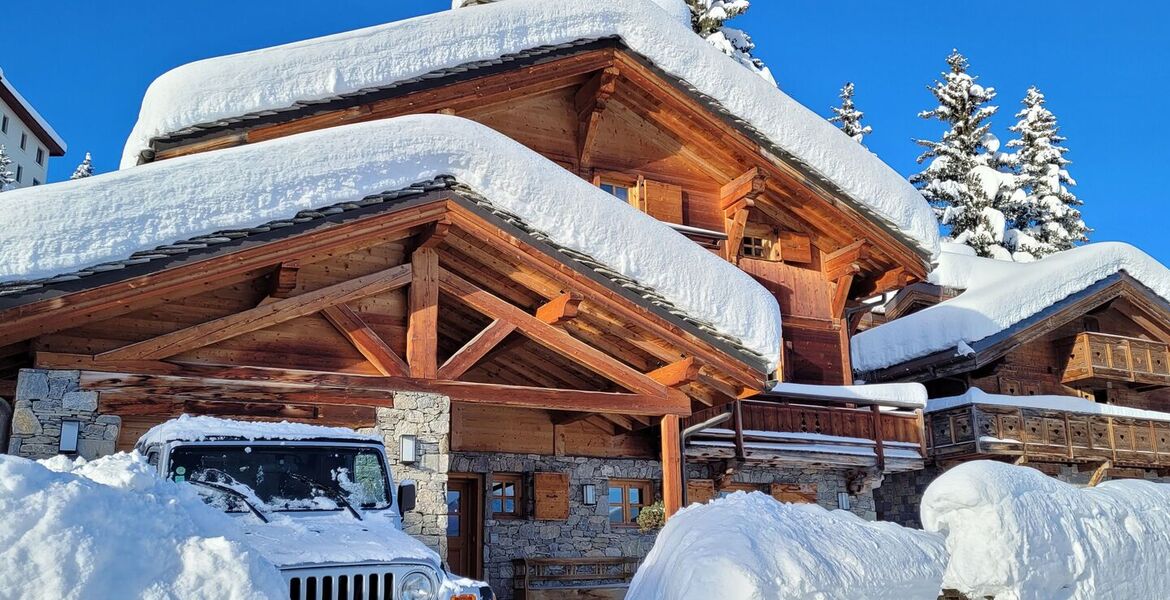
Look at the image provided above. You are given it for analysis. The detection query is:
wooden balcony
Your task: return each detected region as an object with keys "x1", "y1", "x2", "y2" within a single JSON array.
[
  {"x1": 929, "y1": 402, "x2": 1170, "y2": 469},
  {"x1": 1062, "y1": 332, "x2": 1170, "y2": 389},
  {"x1": 682, "y1": 393, "x2": 927, "y2": 473}
]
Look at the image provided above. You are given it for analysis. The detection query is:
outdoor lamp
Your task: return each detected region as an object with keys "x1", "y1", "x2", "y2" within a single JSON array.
[
  {"x1": 837, "y1": 491, "x2": 851, "y2": 510},
  {"x1": 582, "y1": 483, "x2": 597, "y2": 506},
  {"x1": 400, "y1": 434, "x2": 418, "y2": 464},
  {"x1": 59, "y1": 420, "x2": 80, "y2": 454}
]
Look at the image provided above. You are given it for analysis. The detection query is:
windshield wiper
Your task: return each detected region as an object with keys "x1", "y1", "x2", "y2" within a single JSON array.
[
  {"x1": 287, "y1": 473, "x2": 364, "y2": 521},
  {"x1": 187, "y1": 478, "x2": 270, "y2": 523}
]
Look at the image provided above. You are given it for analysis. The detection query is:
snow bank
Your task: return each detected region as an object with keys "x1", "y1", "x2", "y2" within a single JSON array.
[
  {"x1": 922, "y1": 461, "x2": 1170, "y2": 599},
  {"x1": 138, "y1": 414, "x2": 380, "y2": 448},
  {"x1": 772, "y1": 381, "x2": 927, "y2": 408},
  {"x1": 0, "y1": 453, "x2": 285, "y2": 599},
  {"x1": 929, "y1": 388, "x2": 1170, "y2": 423},
  {"x1": 852, "y1": 242, "x2": 1170, "y2": 372},
  {"x1": 2, "y1": 115, "x2": 782, "y2": 368},
  {"x1": 627, "y1": 491, "x2": 946, "y2": 600},
  {"x1": 120, "y1": 0, "x2": 938, "y2": 259}
]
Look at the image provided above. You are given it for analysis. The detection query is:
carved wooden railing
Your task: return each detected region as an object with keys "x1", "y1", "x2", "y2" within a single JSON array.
[
  {"x1": 682, "y1": 393, "x2": 927, "y2": 470},
  {"x1": 1062, "y1": 331, "x2": 1170, "y2": 388},
  {"x1": 929, "y1": 402, "x2": 1170, "y2": 468}
]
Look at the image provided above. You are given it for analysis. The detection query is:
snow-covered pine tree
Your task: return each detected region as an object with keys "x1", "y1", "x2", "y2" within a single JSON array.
[
  {"x1": 910, "y1": 51, "x2": 1005, "y2": 257},
  {"x1": 0, "y1": 146, "x2": 14, "y2": 192},
  {"x1": 828, "y1": 82, "x2": 872, "y2": 144},
  {"x1": 70, "y1": 152, "x2": 94, "y2": 180},
  {"x1": 1003, "y1": 86, "x2": 1088, "y2": 258},
  {"x1": 684, "y1": 0, "x2": 775, "y2": 84}
]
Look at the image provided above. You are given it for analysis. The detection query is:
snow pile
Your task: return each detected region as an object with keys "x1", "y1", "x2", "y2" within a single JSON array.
[
  {"x1": 627, "y1": 491, "x2": 946, "y2": 600},
  {"x1": 2, "y1": 115, "x2": 782, "y2": 368},
  {"x1": 923, "y1": 461, "x2": 1170, "y2": 599},
  {"x1": 120, "y1": 0, "x2": 938, "y2": 259},
  {"x1": 772, "y1": 381, "x2": 927, "y2": 408},
  {"x1": 138, "y1": 414, "x2": 380, "y2": 448},
  {"x1": 0, "y1": 452, "x2": 286, "y2": 599},
  {"x1": 929, "y1": 388, "x2": 1170, "y2": 423},
  {"x1": 852, "y1": 242, "x2": 1170, "y2": 372},
  {"x1": 452, "y1": 0, "x2": 693, "y2": 28}
]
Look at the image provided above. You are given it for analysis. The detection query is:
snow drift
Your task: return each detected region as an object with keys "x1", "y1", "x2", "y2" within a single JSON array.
[
  {"x1": 922, "y1": 460, "x2": 1170, "y2": 600},
  {"x1": 0, "y1": 115, "x2": 781, "y2": 369},
  {"x1": 852, "y1": 242, "x2": 1170, "y2": 372},
  {"x1": 626, "y1": 491, "x2": 946, "y2": 600},
  {"x1": 120, "y1": 0, "x2": 939, "y2": 259},
  {"x1": 0, "y1": 453, "x2": 286, "y2": 599}
]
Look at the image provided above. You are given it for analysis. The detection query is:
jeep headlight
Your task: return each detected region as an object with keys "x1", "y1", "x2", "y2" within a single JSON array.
[{"x1": 399, "y1": 571, "x2": 436, "y2": 600}]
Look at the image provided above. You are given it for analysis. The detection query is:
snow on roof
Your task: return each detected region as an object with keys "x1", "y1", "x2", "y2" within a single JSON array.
[
  {"x1": 452, "y1": 0, "x2": 693, "y2": 27},
  {"x1": 928, "y1": 388, "x2": 1170, "y2": 423},
  {"x1": 120, "y1": 0, "x2": 939, "y2": 260},
  {"x1": 138, "y1": 415, "x2": 382, "y2": 447},
  {"x1": 922, "y1": 460, "x2": 1170, "y2": 598},
  {"x1": 0, "y1": 68, "x2": 67, "y2": 155},
  {"x1": 3, "y1": 115, "x2": 781, "y2": 368},
  {"x1": 627, "y1": 491, "x2": 946, "y2": 600},
  {"x1": 852, "y1": 242, "x2": 1170, "y2": 373},
  {"x1": 770, "y1": 381, "x2": 927, "y2": 409},
  {"x1": 0, "y1": 453, "x2": 286, "y2": 597}
]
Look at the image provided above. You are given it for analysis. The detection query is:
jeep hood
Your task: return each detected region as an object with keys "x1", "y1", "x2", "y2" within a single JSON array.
[{"x1": 236, "y1": 510, "x2": 441, "y2": 570}]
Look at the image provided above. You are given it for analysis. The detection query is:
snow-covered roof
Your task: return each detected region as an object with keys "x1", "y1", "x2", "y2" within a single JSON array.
[
  {"x1": 928, "y1": 388, "x2": 1170, "y2": 423},
  {"x1": 0, "y1": 67, "x2": 67, "y2": 155},
  {"x1": 120, "y1": 0, "x2": 940, "y2": 260},
  {"x1": 1, "y1": 115, "x2": 782, "y2": 369},
  {"x1": 770, "y1": 381, "x2": 927, "y2": 409},
  {"x1": 852, "y1": 242, "x2": 1170, "y2": 374},
  {"x1": 138, "y1": 415, "x2": 382, "y2": 447}
]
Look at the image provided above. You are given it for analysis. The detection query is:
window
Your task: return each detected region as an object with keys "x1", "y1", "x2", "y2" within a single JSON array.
[
  {"x1": 20, "y1": 132, "x2": 27, "y2": 151},
  {"x1": 490, "y1": 472, "x2": 523, "y2": 519},
  {"x1": 599, "y1": 182, "x2": 630, "y2": 203},
  {"x1": 32, "y1": 179, "x2": 40, "y2": 186},
  {"x1": 742, "y1": 236, "x2": 767, "y2": 258},
  {"x1": 740, "y1": 223, "x2": 781, "y2": 261},
  {"x1": 608, "y1": 479, "x2": 653, "y2": 527},
  {"x1": 15, "y1": 165, "x2": 21, "y2": 183},
  {"x1": 0, "y1": 115, "x2": 7, "y2": 133},
  {"x1": 35, "y1": 147, "x2": 44, "y2": 166}
]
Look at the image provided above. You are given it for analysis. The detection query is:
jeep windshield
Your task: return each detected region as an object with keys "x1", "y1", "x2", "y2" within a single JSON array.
[{"x1": 167, "y1": 443, "x2": 392, "y2": 512}]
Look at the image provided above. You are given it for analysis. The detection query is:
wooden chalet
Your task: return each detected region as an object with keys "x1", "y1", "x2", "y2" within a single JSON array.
[{"x1": 0, "y1": 2, "x2": 941, "y2": 594}]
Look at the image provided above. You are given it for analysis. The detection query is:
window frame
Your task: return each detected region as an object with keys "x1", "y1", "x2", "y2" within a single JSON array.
[
  {"x1": 20, "y1": 132, "x2": 27, "y2": 151},
  {"x1": 35, "y1": 147, "x2": 44, "y2": 166},
  {"x1": 15, "y1": 165, "x2": 22, "y2": 183},
  {"x1": 489, "y1": 472, "x2": 524, "y2": 520},
  {"x1": 607, "y1": 478, "x2": 653, "y2": 528},
  {"x1": 0, "y1": 115, "x2": 7, "y2": 133}
]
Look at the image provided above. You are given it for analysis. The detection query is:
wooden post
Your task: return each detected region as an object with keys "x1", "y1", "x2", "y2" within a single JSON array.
[
  {"x1": 408, "y1": 248, "x2": 439, "y2": 378},
  {"x1": 661, "y1": 414, "x2": 682, "y2": 519},
  {"x1": 732, "y1": 400, "x2": 746, "y2": 462},
  {"x1": 871, "y1": 403, "x2": 885, "y2": 472}
]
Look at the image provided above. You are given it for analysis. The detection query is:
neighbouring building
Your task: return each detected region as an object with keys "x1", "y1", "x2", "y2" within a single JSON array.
[
  {"x1": 855, "y1": 242, "x2": 1170, "y2": 526},
  {"x1": 0, "y1": 1, "x2": 942, "y2": 596},
  {"x1": 0, "y1": 67, "x2": 66, "y2": 188}
]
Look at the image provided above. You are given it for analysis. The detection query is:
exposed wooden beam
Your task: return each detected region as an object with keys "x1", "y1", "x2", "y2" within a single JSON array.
[
  {"x1": 823, "y1": 240, "x2": 870, "y2": 282},
  {"x1": 575, "y1": 67, "x2": 620, "y2": 168},
  {"x1": 535, "y1": 292, "x2": 582, "y2": 325},
  {"x1": 437, "y1": 267, "x2": 679, "y2": 399},
  {"x1": 416, "y1": 221, "x2": 452, "y2": 250},
  {"x1": 97, "y1": 263, "x2": 413, "y2": 361},
  {"x1": 270, "y1": 260, "x2": 301, "y2": 298},
  {"x1": 662, "y1": 414, "x2": 683, "y2": 518},
  {"x1": 436, "y1": 319, "x2": 517, "y2": 380},
  {"x1": 648, "y1": 357, "x2": 700, "y2": 387},
  {"x1": 719, "y1": 167, "x2": 767, "y2": 212},
  {"x1": 830, "y1": 273, "x2": 855, "y2": 320},
  {"x1": 321, "y1": 304, "x2": 409, "y2": 377},
  {"x1": 408, "y1": 248, "x2": 439, "y2": 378},
  {"x1": 722, "y1": 207, "x2": 749, "y2": 263}
]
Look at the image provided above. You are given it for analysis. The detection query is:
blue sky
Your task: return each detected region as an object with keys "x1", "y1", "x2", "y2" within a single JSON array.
[{"x1": 5, "y1": 1, "x2": 1167, "y2": 261}]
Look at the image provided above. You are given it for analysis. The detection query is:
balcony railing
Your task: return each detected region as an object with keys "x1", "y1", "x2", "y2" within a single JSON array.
[
  {"x1": 929, "y1": 402, "x2": 1170, "y2": 468},
  {"x1": 682, "y1": 393, "x2": 927, "y2": 473},
  {"x1": 1062, "y1": 332, "x2": 1170, "y2": 389}
]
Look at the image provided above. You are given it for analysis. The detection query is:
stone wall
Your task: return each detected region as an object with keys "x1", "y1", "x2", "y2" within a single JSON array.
[
  {"x1": 0, "y1": 398, "x2": 10, "y2": 455},
  {"x1": 874, "y1": 466, "x2": 941, "y2": 527},
  {"x1": 7, "y1": 369, "x2": 120, "y2": 460},
  {"x1": 364, "y1": 392, "x2": 452, "y2": 558},
  {"x1": 706, "y1": 463, "x2": 882, "y2": 521}
]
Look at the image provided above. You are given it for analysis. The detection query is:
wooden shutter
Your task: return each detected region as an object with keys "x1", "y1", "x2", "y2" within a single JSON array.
[
  {"x1": 770, "y1": 483, "x2": 817, "y2": 504},
  {"x1": 631, "y1": 177, "x2": 684, "y2": 224},
  {"x1": 533, "y1": 472, "x2": 570, "y2": 520},
  {"x1": 777, "y1": 231, "x2": 813, "y2": 264},
  {"x1": 686, "y1": 479, "x2": 716, "y2": 504}
]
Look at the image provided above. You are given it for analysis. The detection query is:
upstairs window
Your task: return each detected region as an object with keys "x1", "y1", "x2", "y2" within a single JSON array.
[
  {"x1": 490, "y1": 472, "x2": 524, "y2": 520},
  {"x1": 740, "y1": 223, "x2": 781, "y2": 261},
  {"x1": 32, "y1": 179, "x2": 40, "y2": 186},
  {"x1": 0, "y1": 115, "x2": 7, "y2": 133},
  {"x1": 20, "y1": 132, "x2": 27, "y2": 151},
  {"x1": 596, "y1": 173, "x2": 684, "y2": 225},
  {"x1": 599, "y1": 181, "x2": 630, "y2": 203},
  {"x1": 15, "y1": 165, "x2": 22, "y2": 183},
  {"x1": 35, "y1": 147, "x2": 44, "y2": 166},
  {"x1": 742, "y1": 236, "x2": 767, "y2": 258}
]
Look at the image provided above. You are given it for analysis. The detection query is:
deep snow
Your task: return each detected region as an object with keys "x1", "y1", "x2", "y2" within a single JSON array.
[
  {"x1": 120, "y1": 0, "x2": 939, "y2": 259},
  {"x1": 922, "y1": 461, "x2": 1170, "y2": 599},
  {"x1": 772, "y1": 381, "x2": 928, "y2": 408},
  {"x1": 138, "y1": 414, "x2": 382, "y2": 448},
  {"x1": 626, "y1": 491, "x2": 946, "y2": 600},
  {"x1": 0, "y1": 116, "x2": 782, "y2": 369}
]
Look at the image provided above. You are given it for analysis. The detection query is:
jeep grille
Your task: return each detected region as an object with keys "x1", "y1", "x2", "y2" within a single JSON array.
[{"x1": 287, "y1": 568, "x2": 394, "y2": 600}]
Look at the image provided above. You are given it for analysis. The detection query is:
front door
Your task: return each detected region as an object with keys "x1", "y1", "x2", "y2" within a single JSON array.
[{"x1": 446, "y1": 474, "x2": 483, "y2": 579}]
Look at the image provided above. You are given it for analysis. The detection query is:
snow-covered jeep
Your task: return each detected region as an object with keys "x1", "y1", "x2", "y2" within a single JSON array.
[{"x1": 136, "y1": 415, "x2": 492, "y2": 600}]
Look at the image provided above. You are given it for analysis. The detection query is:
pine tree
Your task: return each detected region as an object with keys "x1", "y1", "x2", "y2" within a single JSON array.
[
  {"x1": 828, "y1": 82, "x2": 872, "y2": 145},
  {"x1": 0, "y1": 146, "x2": 14, "y2": 192},
  {"x1": 1003, "y1": 86, "x2": 1088, "y2": 257},
  {"x1": 684, "y1": 0, "x2": 775, "y2": 85},
  {"x1": 910, "y1": 50, "x2": 1004, "y2": 257},
  {"x1": 70, "y1": 152, "x2": 94, "y2": 180}
]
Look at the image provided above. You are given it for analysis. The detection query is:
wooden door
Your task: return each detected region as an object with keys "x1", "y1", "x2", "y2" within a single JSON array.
[{"x1": 446, "y1": 474, "x2": 483, "y2": 579}]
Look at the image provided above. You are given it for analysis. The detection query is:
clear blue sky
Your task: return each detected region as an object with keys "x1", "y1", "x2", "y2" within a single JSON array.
[{"x1": 5, "y1": 1, "x2": 1167, "y2": 261}]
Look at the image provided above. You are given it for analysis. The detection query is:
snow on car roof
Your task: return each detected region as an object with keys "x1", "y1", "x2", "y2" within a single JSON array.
[
  {"x1": 138, "y1": 415, "x2": 382, "y2": 447},
  {"x1": 851, "y1": 242, "x2": 1170, "y2": 374},
  {"x1": 120, "y1": 0, "x2": 939, "y2": 260},
  {"x1": 0, "y1": 116, "x2": 782, "y2": 369}
]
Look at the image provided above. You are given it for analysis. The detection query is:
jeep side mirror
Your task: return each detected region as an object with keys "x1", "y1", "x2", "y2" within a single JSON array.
[{"x1": 398, "y1": 481, "x2": 417, "y2": 515}]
